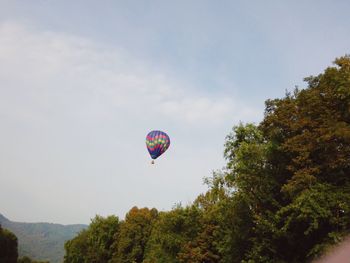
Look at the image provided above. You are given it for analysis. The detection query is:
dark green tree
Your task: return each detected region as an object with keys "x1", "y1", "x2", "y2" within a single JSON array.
[
  {"x1": 208, "y1": 55, "x2": 350, "y2": 262},
  {"x1": 239, "y1": 55, "x2": 350, "y2": 262},
  {"x1": 111, "y1": 207, "x2": 158, "y2": 263},
  {"x1": 64, "y1": 215, "x2": 120, "y2": 263},
  {"x1": 17, "y1": 256, "x2": 50, "y2": 263},
  {"x1": 144, "y1": 205, "x2": 201, "y2": 263},
  {"x1": 62, "y1": 55, "x2": 350, "y2": 263},
  {"x1": 0, "y1": 224, "x2": 18, "y2": 263}
]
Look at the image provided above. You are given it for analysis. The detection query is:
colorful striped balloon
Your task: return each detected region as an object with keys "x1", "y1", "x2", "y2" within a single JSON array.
[{"x1": 146, "y1": 130, "x2": 170, "y2": 162}]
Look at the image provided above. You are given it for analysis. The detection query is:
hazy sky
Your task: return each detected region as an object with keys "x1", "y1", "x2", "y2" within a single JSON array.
[{"x1": 1, "y1": 1, "x2": 349, "y2": 224}]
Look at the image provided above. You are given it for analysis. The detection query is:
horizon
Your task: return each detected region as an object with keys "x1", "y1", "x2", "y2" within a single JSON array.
[
  {"x1": 0, "y1": 212, "x2": 86, "y2": 225},
  {"x1": 1, "y1": 1, "x2": 350, "y2": 224}
]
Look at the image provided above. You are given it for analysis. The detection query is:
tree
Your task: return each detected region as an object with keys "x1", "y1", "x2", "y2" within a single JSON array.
[
  {"x1": 144, "y1": 205, "x2": 201, "y2": 263},
  {"x1": 250, "y1": 55, "x2": 350, "y2": 262},
  {"x1": 222, "y1": 124, "x2": 279, "y2": 262},
  {"x1": 258, "y1": 56, "x2": 350, "y2": 261},
  {"x1": 0, "y1": 224, "x2": 18, "y2": 263},
  {"x1": 64, "y1": 215, "x2": 120, "y2": 263},
  {"x1": 63, "y1": 55, "x2": 350, "y2": 263},
  {"x1": 111, "y1": 207, "x2": 158, "y2": 263},
  {"x1": 17, "y1": 256, "x2": 50, "y2": 263},
  {"x1": 218, "y1": 55, "x2": 350, "y2": 262}
]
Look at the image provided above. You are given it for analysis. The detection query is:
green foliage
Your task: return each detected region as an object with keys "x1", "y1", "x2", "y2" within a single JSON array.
[
  {"x1": 17, "y1": 257, "x2": 32, "y2": 263},
  {"x1": 144, "y1": 206, "x2": 201, "y2": 263},
  {"x1": 244, "y1": 55, "x2": 350, "y2": 262},
  {"x1": 62, "y1": 55, "x2": 350, "y2": 263},
  {"x1": 17, "y1": 256, "x2": 50, "y2": 263},
  {"x1": 177, "y1": 201, "x2": 221, "y2": 262},
  {"x1": 0, "y1": 224, "x2": 18, "y2": 263},
  {"x1": 213, "y1": 55, "x2": 350, "y2": 262},
  {"x1": 64, "y1": 215, "x2": 119, "y2": 263},
  {"x1": 111, "y1": 207, "x2": 158, "y2": 263}
]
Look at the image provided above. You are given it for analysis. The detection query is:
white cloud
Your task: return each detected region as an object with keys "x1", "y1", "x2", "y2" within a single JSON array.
[
  {"x1": 0, "y1": 22, "x2": 260, "y2": 224},
  {"x1": 0, "y1": 22, "x2": 258, "y2": 127}
]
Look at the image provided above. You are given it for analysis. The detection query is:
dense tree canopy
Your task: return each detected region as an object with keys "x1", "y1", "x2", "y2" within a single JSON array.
[
  {"x1": 63, "y1": 55, "x2": 350, "y2": 263},
  {"x1": 111, "y1": 207, "x2": 158, "y2": 263},
  {"x1": 64, "y1": 215, "x2": 120, "y2": 263},
  {"x1": 144, "y1": 205, "x2": 202, "y2": 263}
]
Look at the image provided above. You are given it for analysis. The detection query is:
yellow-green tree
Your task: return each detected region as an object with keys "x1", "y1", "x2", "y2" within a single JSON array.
[
  {"x1": 111, "y1": 207, "x2": 158, "y2": 263},
  {"x1": 64, "y1": 215, "x2": 120, "y2": 263}
]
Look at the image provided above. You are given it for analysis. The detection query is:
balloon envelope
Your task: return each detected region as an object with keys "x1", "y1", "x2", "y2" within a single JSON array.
[{"x1": 146, "y1": 130, "x2": 170, "y2": 160}]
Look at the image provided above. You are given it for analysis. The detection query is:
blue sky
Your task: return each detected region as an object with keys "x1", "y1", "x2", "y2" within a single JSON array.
[{"x1": 0, "y1": 1, "x2": 349, "y2": 224}]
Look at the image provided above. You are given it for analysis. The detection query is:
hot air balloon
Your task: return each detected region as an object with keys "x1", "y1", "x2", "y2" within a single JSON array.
[{"x1": 146, "y1": 130, "x2": 170, "y2": 164}]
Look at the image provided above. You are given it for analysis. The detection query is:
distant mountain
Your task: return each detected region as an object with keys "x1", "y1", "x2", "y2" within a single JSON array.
[{"x1": 0, "y1": 213, "x2": 87, "y2": 263}]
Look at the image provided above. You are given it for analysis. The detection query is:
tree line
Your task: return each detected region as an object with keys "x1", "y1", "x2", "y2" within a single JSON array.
[{"x1": 62, "y1": 55, "x2": 349, "y2": 262}]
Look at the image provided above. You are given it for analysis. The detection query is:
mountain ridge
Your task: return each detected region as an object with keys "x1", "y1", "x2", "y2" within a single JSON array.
[{"x1": 0, "y1": 213, "x2": 87, "y2": 263}]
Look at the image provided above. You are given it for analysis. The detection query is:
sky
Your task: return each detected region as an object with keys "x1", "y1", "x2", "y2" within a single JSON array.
[{"x1": 0, "y1": 0, "x2": 349, "y2": 224}]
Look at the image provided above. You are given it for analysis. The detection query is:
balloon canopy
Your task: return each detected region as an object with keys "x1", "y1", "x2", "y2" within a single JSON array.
[{"x1": 146, "y1": 130, "x2": 170, "y2": 161}]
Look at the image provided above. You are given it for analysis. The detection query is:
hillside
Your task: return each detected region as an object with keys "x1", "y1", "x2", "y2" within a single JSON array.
[{"x1": 0, "y1": 213, "x2": 86, "y2": 263}]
